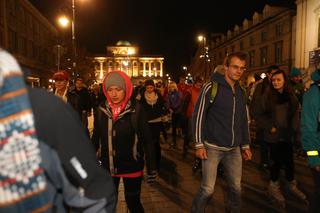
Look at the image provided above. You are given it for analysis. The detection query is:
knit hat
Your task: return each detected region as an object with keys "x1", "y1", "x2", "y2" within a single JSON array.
[
  {"x1": 0, "y1": 49, "x2": 50, "y2": 211},
  {"x1": 311, "y1": 69, "x2": 320, "y2": 82},
  {"x1": 53, "y1": 70, "x2": 69, "y2": 81},
  {"x1": 290, "y1": 67, "x2": 301, "y2": 77},
  {"x1": 102, "y1": 71, "x2": 133, "y2": 121},
  {"x1": 104, "y1": 72, "x2": 126, "y2": 91},
  {"x1": 144, "y1": 79, "x2": 155, "y2": 87}
]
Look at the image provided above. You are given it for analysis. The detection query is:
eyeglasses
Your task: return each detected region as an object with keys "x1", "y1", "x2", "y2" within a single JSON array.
[{"x1": 229, "y1": 64, "x2": 247, "y2": 72}]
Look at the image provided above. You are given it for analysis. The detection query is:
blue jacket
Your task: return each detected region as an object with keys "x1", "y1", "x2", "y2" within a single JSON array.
[
  {"x1": 192, "y1": 73, "x2": 250, "y2": 149},
  {"x1": 301, "y1": 84, "x2": 320, "y2": 167}
]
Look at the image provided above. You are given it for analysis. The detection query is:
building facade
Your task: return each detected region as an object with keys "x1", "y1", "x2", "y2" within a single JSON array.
[
  {"x1": 0, "y1": 0, "x2": 58, "y2": 87},
  {"x1": 91, "y1": 41, "x2": 164, "y2": 85},
  {"x1": 207, "y1": 4, "x2": 296, "y2": 85},
  {"x1": 295, "y1": 0, "x2": 320, "y2": 69}
]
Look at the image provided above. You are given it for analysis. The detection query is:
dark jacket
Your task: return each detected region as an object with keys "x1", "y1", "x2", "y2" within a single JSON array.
[
  {"x1": 249, "y1": 77, "x2": 270, "y2": 129},
  {"x1": 92, "y1": 101, "x2": 156, "y2": 175},
  {"x1": 301, "y1": 84, "x2": 320, "y2": 167},
  {"x1": 192, "y1": 73, "x2": 250, "y2": 149},
  {"x1": 29, "y1": 88, "x2": 116, "y2": 212},
  {"x1": 140, "y1": 89, "x2": 167, "y2": 121},
  {"x1": 261, "y1": 88, "x2": 299, "y2": 143}
]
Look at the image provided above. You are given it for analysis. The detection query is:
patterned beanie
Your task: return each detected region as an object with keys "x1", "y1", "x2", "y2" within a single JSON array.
[{"x1": 0, "y1": 49, "x2": 50, "y2": 212}]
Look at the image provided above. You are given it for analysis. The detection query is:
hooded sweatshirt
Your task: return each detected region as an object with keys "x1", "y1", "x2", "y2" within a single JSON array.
[{"x1": 192, "y1": 73, "x2": 250, "y2": 150}]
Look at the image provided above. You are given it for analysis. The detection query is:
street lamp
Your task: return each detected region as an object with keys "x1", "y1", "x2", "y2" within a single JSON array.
[
  {"x1": 57, "y1": 0, "x2": 88, "y2": 80},
  {"x1": 197, "y1": 34, "x2": 211, "y2": 80}
]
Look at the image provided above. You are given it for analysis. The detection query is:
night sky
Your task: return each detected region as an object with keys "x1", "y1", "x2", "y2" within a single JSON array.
[{"x1": 29, "y1": 0, "x2": 295, "y2": 75}]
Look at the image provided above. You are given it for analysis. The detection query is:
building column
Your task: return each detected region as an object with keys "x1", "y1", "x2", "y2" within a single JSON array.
[
  {"x1": 148, "y1": 61, "x2": 152, "y2": 77},
  {"x1": 143, "y1": 61, "x2": 146, "y2": 77},
  {"x1": 160, "y1": 61, "x2": 163, "y2": 77}
]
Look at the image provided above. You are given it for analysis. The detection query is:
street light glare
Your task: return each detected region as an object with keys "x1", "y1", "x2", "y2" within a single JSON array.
[
  {"x1": 198, "y1": 35, "x2": 204, "y2": 42},
  {"x1": 58, "y1": 16, "x2": 70, "y2": 27}
]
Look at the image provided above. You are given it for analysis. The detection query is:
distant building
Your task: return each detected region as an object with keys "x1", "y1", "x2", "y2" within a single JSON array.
[
  {"x1": 0, "y1": 0, "x2": 58, "y2": 87},
  {"x1": 295, "y1": 0, "x2": 320, "y2": 69},
  {"x1": 91, "y1": 41, "x2": 164, "y2": 84},
  {"x1": 207, "y1": 4, "x2": 296, "y2": 86}
]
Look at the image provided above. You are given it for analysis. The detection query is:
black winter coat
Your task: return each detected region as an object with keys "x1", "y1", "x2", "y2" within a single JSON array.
[{"x1": 92, "y1": 101, "x2": 156, "y2": 175}]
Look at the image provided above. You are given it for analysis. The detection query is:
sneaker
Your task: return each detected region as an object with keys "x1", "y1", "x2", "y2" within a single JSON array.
[
  {"x1": 268, "y1": 181, "x2": 285, "y2": 203},
  {"x1": 288, "y1": 180, "x2": 306, "y2": 200}
]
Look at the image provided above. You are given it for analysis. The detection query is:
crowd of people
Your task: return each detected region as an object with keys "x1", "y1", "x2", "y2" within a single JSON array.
[{"x1": 1, "y1": 48, "x2": 320, "y2": 213}]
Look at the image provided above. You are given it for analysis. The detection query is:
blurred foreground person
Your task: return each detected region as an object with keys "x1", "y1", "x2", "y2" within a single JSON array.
[
  {"x1": 0, "y1": 49, "x2": 116, "y2": 212},
  {"x1": 92, "y1": 71, "x2": 157, "y2": 213},
  {"x1": 301, "y1": 69, "x2": 320, "y2": 213}
]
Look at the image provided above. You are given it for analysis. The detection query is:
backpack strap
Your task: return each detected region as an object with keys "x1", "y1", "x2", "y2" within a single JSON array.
[
  {"x1": 209, "y1": 80, "x2": 247, "y2": 104},
  {"x1": 210, "y1": 80, "x2": 218, "y2": 103}
]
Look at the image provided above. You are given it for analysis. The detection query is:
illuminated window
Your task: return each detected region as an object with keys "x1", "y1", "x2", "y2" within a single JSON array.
[
  {"x1": 275, "y1": 22, "x2": 283, "y2": 37},
  {"x1": 275, "y1": 41, "x2": 283, "y2": 64},
  {"x1": 249, "y1": 36, "x2": 254, "y2": 46},
  {"x1": 260, "y1": 46, "x2": 268, "y2": 65},
  {"x1": 249, "y1": 50, "x2": 255, "y2": 67},
  {"x1": 240, "y1": 41, "x2": 244, "y2": 50},
  {"x1": 261, "y1": 31, "x2": 267, "y2": 42}
]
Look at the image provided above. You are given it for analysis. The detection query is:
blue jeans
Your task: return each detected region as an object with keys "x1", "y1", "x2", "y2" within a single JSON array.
[{"x1": 191, "y1": 147, "x2": 242, "y2": 213}]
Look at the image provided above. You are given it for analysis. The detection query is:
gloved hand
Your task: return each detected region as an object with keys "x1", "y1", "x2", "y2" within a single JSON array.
[{"x1": 146, "y1": 170, "x2": 157, "y2": 184}]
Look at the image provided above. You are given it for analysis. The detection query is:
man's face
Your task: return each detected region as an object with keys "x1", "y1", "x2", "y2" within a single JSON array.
[
  {"x1": 224, "y1": 57, "x2": 246, "y2": 83},
  {"x1": 75, "y1": 80, "x2": 83, "y2": 90},
  {"x1": 107, "y1": 86, "x2": 125, "y2": 106},
  {"x1": 291, "y1": 76, "x2": 301, "y2": 83},
  {"x1": 54, "y1": 79, "x2": 68, "y2": 91}
]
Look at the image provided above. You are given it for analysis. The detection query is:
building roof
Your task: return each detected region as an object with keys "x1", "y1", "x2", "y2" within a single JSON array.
[{"x1": 116, "y1": 41, "x2": 131, "y2": 46}]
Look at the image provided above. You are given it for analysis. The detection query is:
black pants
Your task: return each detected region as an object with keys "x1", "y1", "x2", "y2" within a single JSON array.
[
  {"x1": 309, "y1": 169, "x2": 320, "y2": 213},
  {"x1": 171, "y1": 112, "x2": 186, "y2": 145},
  {"x1": 256, "y1": 129, "x2": 269, "y2": 165},
  {"x1": 269, "y1": 142, "x2": 294, "y2": 182},
  {"x1": 113, "y1": 176, "x2": 144, "y2": 213},
  {"x1": 149, "y1": 122, "x2": 162, "y2": 171}
]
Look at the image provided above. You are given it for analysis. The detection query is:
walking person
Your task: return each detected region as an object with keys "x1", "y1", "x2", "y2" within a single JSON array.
[
  {"x1": 301, "y1": 69, "x2": 320, "y2": 213},
  {"x1": 166, "y1": 81, "x2": 184, "y2": 149},
  {"x1": 182, "y1": 77, "x2": 203, "y2": 157},
  {"x1": 140, "y1": 79, "x2": 167, "y2": 171},
  {"x1": 191, "y1": 52, "x2": 252, "y2": 213},
  {"x1": 52, "y1": 70, "x2": 81, "y2": 116},
  {"x1": 73, "y1": 77, "x2": 92, "y2": 136},
  {"x1": 92, "y1": 71, "x2": 157, "y2": 213},
  {"x1": 249, "y1": 65, "x2": 279, "y2": 170},
  {"x1": 261, "y1": 70, "x2": 306, "y2": 207}
]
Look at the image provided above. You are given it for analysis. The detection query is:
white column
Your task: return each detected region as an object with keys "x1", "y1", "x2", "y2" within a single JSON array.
[
  {"x1": 148, "y1": 61, "x2": 152, "y2": 77},
  {"x1": 160, "y1": 61, "x2": 163, "y2": 77},
  {"x1": 143, "y1": 61, "x2": 146, "y2": 77}
]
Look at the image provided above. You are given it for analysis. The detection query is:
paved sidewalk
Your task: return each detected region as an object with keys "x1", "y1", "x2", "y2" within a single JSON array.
[{"x1": 116, "y1": 137, "x2": 311, "y2": 213}]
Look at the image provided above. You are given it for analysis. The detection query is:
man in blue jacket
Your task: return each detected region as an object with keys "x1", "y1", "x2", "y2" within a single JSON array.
[
  {"x1": 301, "y1": 69, "x2": 320, "y2": 213},
  {"x1": 191, "y1": 52, "x2": 252, "y2": 213}
]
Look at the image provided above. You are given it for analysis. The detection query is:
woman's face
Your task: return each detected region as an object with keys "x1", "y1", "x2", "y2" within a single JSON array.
[
  {"x1": 107, "y1": 86, "x2": 125, "y2": 106},
  {"x1": 146, "y1": 85, "x2": 155, "y2": 93},
  {"x1": 272, "y1": 73, "x2": 285, "y2": 92}
]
